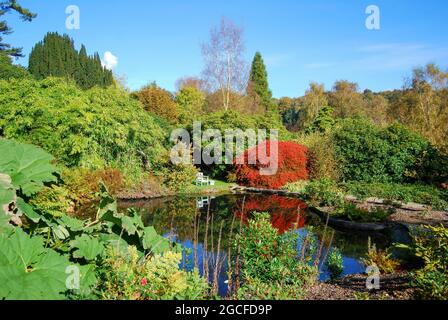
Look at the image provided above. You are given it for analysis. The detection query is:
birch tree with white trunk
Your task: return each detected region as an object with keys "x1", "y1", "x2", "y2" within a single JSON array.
[{"x1": 201, "y1": 18, "x2": 248, "y2": 111}]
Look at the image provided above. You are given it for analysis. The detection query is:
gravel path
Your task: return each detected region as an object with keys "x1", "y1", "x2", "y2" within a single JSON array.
[{"x1": 305, "y1": 272, "x2": 416, "y2": 300}]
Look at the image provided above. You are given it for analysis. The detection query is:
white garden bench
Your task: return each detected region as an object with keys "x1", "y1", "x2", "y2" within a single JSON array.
[{"x1": 196, "y1": 172, "x2": 215, "y2": 186}]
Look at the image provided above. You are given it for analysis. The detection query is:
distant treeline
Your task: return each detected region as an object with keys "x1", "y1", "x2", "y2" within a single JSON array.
[{"x1": 277, "y1": 69, "x2": 448, "y2": 153}]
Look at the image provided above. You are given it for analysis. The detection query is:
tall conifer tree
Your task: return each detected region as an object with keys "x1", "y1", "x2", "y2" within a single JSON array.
[
  {"x1": 28, "y1": 32, "x2": 113, "y2": 89},
  {"x1": 247, "y1": 52, "x2": 272, "y2": 111}
]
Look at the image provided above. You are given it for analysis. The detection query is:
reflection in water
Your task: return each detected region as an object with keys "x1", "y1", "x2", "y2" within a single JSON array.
[
  {"x1": 119, "y1": 193, "x2": 389, "y2": 297},
  {"x1": 235, "y1": 195, "x2": 307, "y2": 233}
]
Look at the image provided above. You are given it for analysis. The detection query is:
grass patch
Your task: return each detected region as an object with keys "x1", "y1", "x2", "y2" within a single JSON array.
[{"x1": 181, "y1": 180, "x2": 236, "y2": 195}]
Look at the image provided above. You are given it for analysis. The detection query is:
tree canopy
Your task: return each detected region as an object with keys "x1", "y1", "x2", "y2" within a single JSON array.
[
  {"x1": 0, "y1": 0, "x2": 36, "y2": 57},
  {"x1": 0, "y1": 51, "x2": 29, "y2": 79},
  {"x1": 28, "y1": 32, "x2": 114, "y2": 90}
]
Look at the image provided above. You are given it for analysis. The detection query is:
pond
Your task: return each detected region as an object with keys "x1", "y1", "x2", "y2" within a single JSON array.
[{"x1": 119, "y1": 193, "x2": 393, "y2": 297}]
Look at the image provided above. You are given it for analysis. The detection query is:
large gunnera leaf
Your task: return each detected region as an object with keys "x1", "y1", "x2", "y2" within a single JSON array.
[
  {"x1": 70, "y1": 234, "x2": 105, "y2": 261},
  {"x1": 0, "y1": 229, "x2": 94, "y2": 300},
  {"x1": 0, "y1": 173, "x2": 19, "y2": 229},
  {"x1": 0, "y1": 139, "x2": 58, "y2": 197},
  {"x1": 0, "y1": 173, "x2": 15, "y2": 215}
]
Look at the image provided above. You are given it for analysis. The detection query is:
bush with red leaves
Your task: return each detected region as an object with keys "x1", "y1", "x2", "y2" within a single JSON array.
[{"x1": 234, "y1": 140, "x2": 309, "y2": 189}]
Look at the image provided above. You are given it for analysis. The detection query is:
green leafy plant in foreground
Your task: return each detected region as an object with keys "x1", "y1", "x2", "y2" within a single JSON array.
[
  {"x1": 233, "y1": 212, "x2": 317, "y2": 300},
  {"x1": 0, "y1": 228, "x2": 95, "y2": 300},
  {"x1": 98, "y1": 246, "x2": 208, "y2": 300},
  {"x1": 0, "y1": 139, "x2": 59, "y2": 197},
  {"x1": 0, "y1": 139, "x2": 60, "y2": 226},
  {"x1": 408, "y1": 225, "x2": 448, "y2": 300},
  {"x1": 326, "y1": 248, "x2": 344, "y2": 280},
  {"x1": 0, "y1": 139, "x2": 199, "y2": 300}
]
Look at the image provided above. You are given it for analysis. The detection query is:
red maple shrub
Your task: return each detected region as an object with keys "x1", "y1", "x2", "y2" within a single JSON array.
[{"x1": 234, "y1": 140, "x2": 309, "y2": 189}]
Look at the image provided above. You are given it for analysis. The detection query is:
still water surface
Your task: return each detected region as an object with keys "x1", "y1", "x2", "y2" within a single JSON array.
[{"x1": 119, "y1": 194, "x2": 390, "y2": 296}]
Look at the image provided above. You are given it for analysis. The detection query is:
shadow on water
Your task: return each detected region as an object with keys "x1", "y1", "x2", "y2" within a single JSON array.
[{"x1": 118, "y1": 193, "x2": 392, "y2": 297}]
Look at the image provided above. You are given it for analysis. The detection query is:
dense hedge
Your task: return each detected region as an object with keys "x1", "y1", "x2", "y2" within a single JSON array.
[
  {"x1": 0, "y1": 77, "x2": 168, "y2": 171},
  {"x1": 332, "y1": 118, "x2": 444, "y2": 183}
]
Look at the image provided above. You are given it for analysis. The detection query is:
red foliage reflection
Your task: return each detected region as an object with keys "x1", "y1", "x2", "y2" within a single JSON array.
[{"x1": 234, "y1": 195, "x2": 307, "y2": 234}]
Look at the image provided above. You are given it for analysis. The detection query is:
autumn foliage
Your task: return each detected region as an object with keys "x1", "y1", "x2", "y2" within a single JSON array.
[
  {"x1": 135, "y1": 84, "x2": 178, "y2": 122},
  {"x1": 234, "y1": 140, "x2": 309, "y2": 189},
  {"x1": 234, "y1": 195, "x2": 307, "y2": 234}
]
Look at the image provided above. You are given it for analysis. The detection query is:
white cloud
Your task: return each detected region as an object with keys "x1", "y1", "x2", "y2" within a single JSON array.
[{"x1": 102, "y1": 51, "x2": 118, "y2": 70}]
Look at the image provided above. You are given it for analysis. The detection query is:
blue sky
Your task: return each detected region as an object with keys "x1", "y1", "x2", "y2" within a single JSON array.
[{"x1": 5, "y1": 0, "x2": 448, "y2": 97}]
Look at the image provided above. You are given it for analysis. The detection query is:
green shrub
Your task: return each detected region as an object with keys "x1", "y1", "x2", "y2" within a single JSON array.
[
  {"x1": 233, "y1": 212, "x2": 317, "y2": 299},
  {"x1": 414, "y1": 270, "x2": 448, "y2": 300},
  {"x1": 161, "y1": 163, "x2": 199, "y2": 192},
  {"x1": 283, "y1": 180, "x2": 309, "y2": 193},
  {"x1": 0, "y1": 52, "x2": 30, "y2": 80},
  {"x1": 344, "y1": 182, "x2": 448, "y2": 210},
  {"x1": 303, "y1": 178, "x2": 345, "y2": 207},
  {"x1": 0, "y1": 78, "x2": 168, "y2": 171},
  {"x1": 295, "y1": 132, "x2": 341, "y2": 182},
  {"x1": 305, "y1": 106, "x2": 336, "y2": 134},
  {"x1": 332, "y1": 118, "x2": 439, "y2": 183},
  {"x1": 412, "y1": 225, "x2": 448, "y2": 300},
  {"x1": 235, "y1": 269, "x2": 315, "y2": 300},
  {"x1": 98, "y1": 247, "x2": 208, "y2": 300},
  {"x1": 0, "y1": 139, "x2": 209, "y2": 300},
  {"x1": 362, "y1": 239, "x2": 400, "y2": 274},
  {"x1": 325, "y1": 248, "x2": 344, "y2": 280},
  {"x1": 30, "y1": 185, "x2": 74, "y2": 218},
  {"x1": 176, "y1": 86, "x2": 205, "y2": 126},
  {"x1": 335, "y1": 203, "x2": 393, "y2": 223}
]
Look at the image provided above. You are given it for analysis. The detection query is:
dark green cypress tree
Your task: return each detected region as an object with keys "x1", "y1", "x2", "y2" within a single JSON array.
[
  {"x1": 93, "y1": 52, "x2": 103, "y2": 86},
  {"x1": 28, "y1": 42, "x2": 42, "y2": 77},
  {"x1": 28, "y1": 32, "x2": 114, "y2": 89},
  {"x1": 77, "y1": 44, "x2": 89, "y2": 88},
  {"x1": 247, "y1": 52, "x2": 273, "y2": 111}
]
